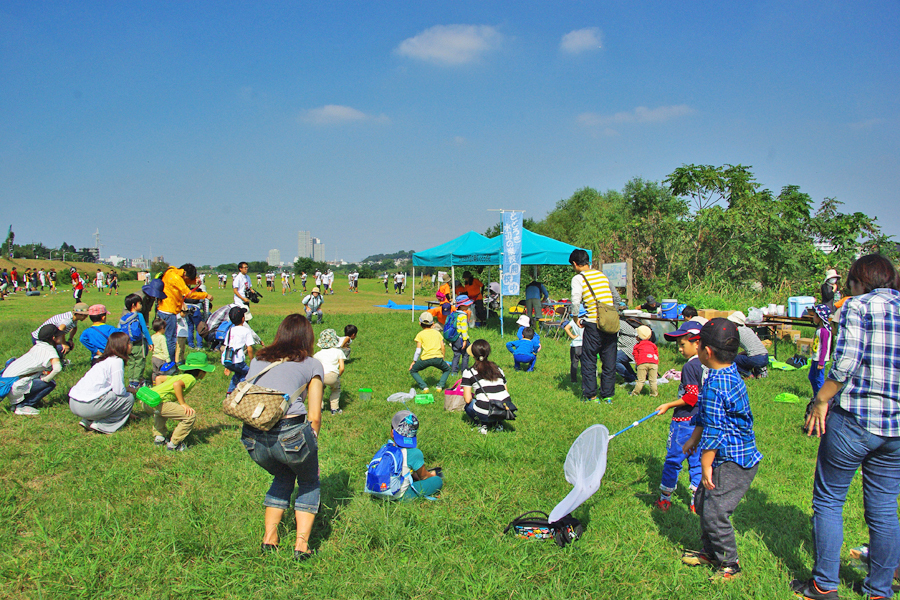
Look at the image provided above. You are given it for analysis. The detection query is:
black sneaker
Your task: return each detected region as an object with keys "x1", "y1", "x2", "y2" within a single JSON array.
[
  {"x1": 710, "y1": 563, "x2": 741, "y2": 582},
  {"x1": 791, "y1": 578, "x2": 839, "y2": 600}
]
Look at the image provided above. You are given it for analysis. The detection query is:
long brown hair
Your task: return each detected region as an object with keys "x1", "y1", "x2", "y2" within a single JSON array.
[
  {"x1": 98, "y1": 331, "x2": 131, "y2": 365},
  {"x1": 255, "y1": 314, "x2": 314, "y2": 363},
  {"x1": 470, "y1": 339, "x2": 503, "y2": 381}
]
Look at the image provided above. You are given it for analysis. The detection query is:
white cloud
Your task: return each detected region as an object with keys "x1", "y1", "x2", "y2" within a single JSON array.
[
  {"x1": 395, "y1": 24, "x2": 502, "y2": 65},
  {"x1": 300, "y1": 105, "x2": 389, "y2": 126},
  {"x1": 560, "y1": 28, "x2": 602, "y2": 54},
  {"x1": 577, "y1": 104, "x2": 694, "y2": 127}
]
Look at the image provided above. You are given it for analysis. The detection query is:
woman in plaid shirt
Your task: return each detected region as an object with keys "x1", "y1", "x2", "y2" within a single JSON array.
[{"x1": 793, "y1": 254, "x2": 900, "y2": 600}]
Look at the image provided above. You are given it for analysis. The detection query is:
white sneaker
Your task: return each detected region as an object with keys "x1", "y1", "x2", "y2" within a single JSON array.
[
  {"x1": 154, "y1": 435, "x2": 167, "y2": 445},
  {"x1": 14, "y1": 405, "x2": 40, "y2": 416},
  {"x1": 478, "y1": 424, "x2": 489, "y2": 435}
]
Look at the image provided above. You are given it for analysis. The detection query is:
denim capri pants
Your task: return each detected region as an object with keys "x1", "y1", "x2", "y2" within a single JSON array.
[{"x1": 241, "y1": 417, "x2": 320, "y2": 513}]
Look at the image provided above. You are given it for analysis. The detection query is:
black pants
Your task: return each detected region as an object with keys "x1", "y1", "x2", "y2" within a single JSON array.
[
  {"x1": 570, "y1": 346, "x2": 582, "y2": 383},
  {"x1": 579, "y1": 321, "x2": 617, "y2": 399}
]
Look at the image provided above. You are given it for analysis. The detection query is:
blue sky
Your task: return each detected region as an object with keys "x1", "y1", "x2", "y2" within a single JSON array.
[{"x1": 2, "y1": 1, "x2": 897, "y2": 265}]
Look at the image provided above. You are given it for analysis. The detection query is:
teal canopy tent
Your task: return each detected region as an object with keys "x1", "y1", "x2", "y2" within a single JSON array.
[{"x1": 410, "y1": 229, "x2": 591, "y2": 330}]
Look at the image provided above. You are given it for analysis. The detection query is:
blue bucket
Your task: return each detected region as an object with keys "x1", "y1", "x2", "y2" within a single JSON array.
[{"x1": 661, "y1": 299, "x2": 678, "y2": 319}]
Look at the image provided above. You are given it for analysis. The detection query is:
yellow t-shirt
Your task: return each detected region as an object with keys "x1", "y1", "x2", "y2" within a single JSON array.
[
  {"x1": 415, "y1": 328, "x2": 444, "y2": 361},
  {"x1": 151, "y1": 333, "x2": 170, "y2": 361},
  {"x1": 151, "y1": 373, "x2": 197, "y2": 403}
]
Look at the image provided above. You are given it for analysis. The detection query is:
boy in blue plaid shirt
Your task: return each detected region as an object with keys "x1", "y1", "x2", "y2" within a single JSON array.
[{"x1": 680, "y1": 318, "x2": 762, "y2": 582}]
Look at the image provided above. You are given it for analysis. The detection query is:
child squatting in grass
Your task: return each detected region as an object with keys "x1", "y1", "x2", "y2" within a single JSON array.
[
  {"x1": 680, "y1": 318, "x2": 762, "y2": 582},
  {"x1": 409, "y1": 311, "x2": 450, "y2": 393},
  {"x1": 148, "y1": 352, "x2": 216, "y2": 452}
]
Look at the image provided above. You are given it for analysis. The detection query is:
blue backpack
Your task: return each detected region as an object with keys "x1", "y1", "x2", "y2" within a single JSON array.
[
  {"x1": 364, "y1": 442, "x2": 410, "y2": 499},
  {"x1": 0, "y1": 357, "x2": 18, "y2": 399},
  {"x1": 443, "y1": 311, "x2": 461, "y2": 343},
  {"x1": 214, "y1": 320, "x2": 233, "y2": 343},
  {"x1": 119, "y1": 312, "x2": 142, "y2": 343}
]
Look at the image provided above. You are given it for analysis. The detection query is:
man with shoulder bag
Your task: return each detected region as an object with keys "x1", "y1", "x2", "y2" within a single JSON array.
[{"x1": 569, "y1": 249, "x2": 621, "y2": 404}]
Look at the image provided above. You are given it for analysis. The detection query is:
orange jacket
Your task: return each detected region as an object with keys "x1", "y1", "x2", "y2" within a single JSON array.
[{"x1": 158, "y1": 268, "x2": 210, "y2": 314}]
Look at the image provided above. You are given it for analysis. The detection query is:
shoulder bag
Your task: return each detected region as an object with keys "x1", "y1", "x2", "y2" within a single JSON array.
[
  {"x1": 222, "y1": 359, "x2": 308, "y2": 431},
  {"x1": 474, "y1": 376, "x2": 517, "y2": 421},
  {"x1": 580, "y1": 273, "x2": 620, "y2": 334}
]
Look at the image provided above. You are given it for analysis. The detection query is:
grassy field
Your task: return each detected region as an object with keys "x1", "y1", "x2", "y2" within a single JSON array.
[{"x1": 0, "y1": 278, "x2": 875, "y2": 599}]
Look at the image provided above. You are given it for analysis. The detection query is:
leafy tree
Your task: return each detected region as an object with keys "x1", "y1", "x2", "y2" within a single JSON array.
[{"x1": 150, "y1": 260, "x2": 170, "y2": 275}]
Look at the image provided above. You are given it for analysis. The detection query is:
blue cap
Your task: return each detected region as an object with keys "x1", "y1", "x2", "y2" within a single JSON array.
[
  {"x1": 391, "y1": 410, "x2": 418, "y2": 448},
  {"x1": 664, "y1": 319, "x2": 705, "y2": 341}
]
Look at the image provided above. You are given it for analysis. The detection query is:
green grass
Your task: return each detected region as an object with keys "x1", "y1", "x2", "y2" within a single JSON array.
[{"x1": 0, "y1": 280, "x2": 874, "y2": 599}]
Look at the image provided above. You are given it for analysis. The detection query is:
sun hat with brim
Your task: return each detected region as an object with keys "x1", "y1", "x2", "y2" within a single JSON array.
[
  {"x1": 318, "y1": 328, "x2": 340, "y2": 349},
  {"x1": 663, "y1": 320, "x2": 705, "y2": 341},
  {"x1": 73, "y1": 302, "x2": 90, "y2": 315},
  {"x1": 419, "y1": 311, "x2": 434, "y2": 325},
  {"x1": 813, "y1": 303, "x2": 832, "y2": 323},
  {"x1": 141, "y1": 278, "x2": 167, "y2": 300},
  {"x1": 516, "y1": 315, "x2": 530, "y2": 327},
  {"x1": 391, "y1": 410, "x2": 418, "y2": 448},
  {"x1": 439, "y1": 273, "x2": 451, "y2": 283},
  {"x1": 311, "y1": 286, "x2": 320, "y2": 293},
  {"x1": 823, "y1": 269, "x2": 839, "y2": 283},
  {"x1": 455, "y1": 294, "x2": 473, "y2": 307},
  {"x1": 727, "y1": 311, "x2": 747, "y2": 327},
  {"x1": 88, "y1": 304, "x2": 111, "y2": 316},
  {"x1": 178, "y1": 352, "x2": 216, "y2": 372}
]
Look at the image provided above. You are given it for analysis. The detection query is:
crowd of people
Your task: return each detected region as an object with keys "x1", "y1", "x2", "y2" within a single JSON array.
[
  {"x1": 1, "y1": 252, "x2": 898, "y2": 594},
  {"x1": 0, "y1": 266, "x2": 123, "y2": 299}
]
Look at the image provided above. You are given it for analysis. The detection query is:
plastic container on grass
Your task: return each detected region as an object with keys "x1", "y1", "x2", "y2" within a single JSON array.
[
  {"x1": 414, "y1": 394, "x2": 435, "y2": 405},
  {"x1": 136, "y1": 387, "x2": 161, "y2": 408},
  {"x1": 358, "y1": 388, "x2": 373, "y2": 401}
]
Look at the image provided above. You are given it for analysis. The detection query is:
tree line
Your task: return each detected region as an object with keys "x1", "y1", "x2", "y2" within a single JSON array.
[{"x1": 489, "y1": 164, "x2": 898, "y2": 298}]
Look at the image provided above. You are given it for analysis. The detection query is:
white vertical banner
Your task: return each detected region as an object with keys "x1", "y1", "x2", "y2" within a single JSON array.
[{"x1": 501, "y1": 211, "x2": 522, "y2": 295}]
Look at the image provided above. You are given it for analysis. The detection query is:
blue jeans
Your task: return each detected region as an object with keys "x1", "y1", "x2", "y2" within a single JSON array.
[
  {"x1": 660, "y1": 419, "x2": 702, "y2": 494},
  {"x1": 158, "y1": 311, "x2": 177, "y2": 363},
  {"x1": 186, "y1": 310, "x2": 203, "y2": 348},
  {"x1": 616, "y1": 350, "x2": 637, "y2": 383},
  {"x1": 734, "y1": 353, "x2": 768, "y2": 377},
  {"x1": 17, "y1": 379, "x2": 56, "y2": 408},
  {"x1": 464, "y1": 400, "x2": 502, "y2": 425},
  {"x1": 241, "y1": 418, "x2": 320, "y2": 513},
  {"x1": 450, "y1": 338, "x2": 469, "y2": 373},
  {"x1": 227, "y1": 361, "x2": 249, "y2": 394},
  {"x1": 811, "y1": 406, "x2": 900, "y2": 598},
  {"x1": 513, "y1": 353, "x2": 537, "y2": 372},
  {"x1": 808, "y1": 361, "x2": 825, "y2": 397}
]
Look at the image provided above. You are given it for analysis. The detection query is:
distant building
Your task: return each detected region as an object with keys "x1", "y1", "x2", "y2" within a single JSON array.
[
  {"x1": 107, "y1": 255, "x2": 126, "y2": 267},
  {"x1": 152, "y1": 255, "x2": 166, "y2": 264},
  {"x1": 268, "y1": 249, "x2": 281, "y2": 266},
  {"x1": 814, "y1": 241, "x2": 836, "y2": 254},
  {"x1": 130, "y1": 256, "x2": 150, "y2": 270},
  {"x1": 312, "y1": 238, "x2": 325, "y2": 262},
  {"x1": 298, "y1": 231, "x2": 312, "y2": 259}
]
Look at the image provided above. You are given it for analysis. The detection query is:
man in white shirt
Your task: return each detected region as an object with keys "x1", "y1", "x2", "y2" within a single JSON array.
[{"x1": 232, "y1": 262, "x2": 256, "y2": 320}]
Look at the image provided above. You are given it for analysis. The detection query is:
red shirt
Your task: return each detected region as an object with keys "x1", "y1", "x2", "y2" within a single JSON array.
[{"x1": 634, "y1": 339, "x2": 659, "y2": 365}]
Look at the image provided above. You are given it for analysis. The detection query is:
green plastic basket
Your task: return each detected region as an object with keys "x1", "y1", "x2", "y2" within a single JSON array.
[
  {"x1": 414, "y1": 394, "x2": 435, "y2": 405},
  {"x1": 358, "y1": 388, "x2": 373, "y2": 401}
]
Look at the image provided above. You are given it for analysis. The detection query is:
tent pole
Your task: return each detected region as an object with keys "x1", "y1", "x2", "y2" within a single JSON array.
[
  {"x1": 412, "y1": 266, "x2": 415, "y2": 322},
  {"x1": 451, "y1": 266, "x2": 455, "y2": 298},
  {"x1": 499, "y1": 262, "x2": 504, "y2": 339}
]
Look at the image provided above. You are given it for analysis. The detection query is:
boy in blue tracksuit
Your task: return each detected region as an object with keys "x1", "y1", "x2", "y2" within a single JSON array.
[
  {"x1": 506, "y1": 327, "x2": 540, "y2": 372},
  {"x1": 120, "y1": 293, "x2": 154, "y2": 387},
  {"x1": 80, "y1": 304, "x2": 118, "y2": 365}
]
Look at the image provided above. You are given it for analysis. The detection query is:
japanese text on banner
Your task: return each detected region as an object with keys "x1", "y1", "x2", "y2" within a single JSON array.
[{"x1": 501, "y1": 212, "x2": 522, "y2": 295}]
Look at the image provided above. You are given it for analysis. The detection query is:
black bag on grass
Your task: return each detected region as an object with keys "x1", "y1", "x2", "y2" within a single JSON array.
[{"x1": 503, "y1": 510, "x2": 584, "y2": 548}]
